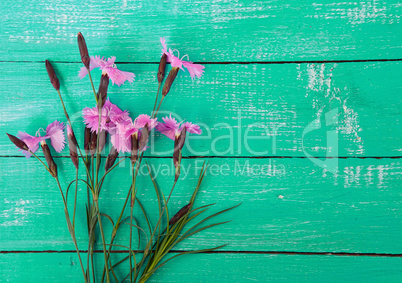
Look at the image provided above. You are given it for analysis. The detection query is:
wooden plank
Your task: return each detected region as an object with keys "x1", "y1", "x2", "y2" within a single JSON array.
[
  {"x1": 1, "y1": 1, "x2": 402, "y2": 62},
  {"x1": 1, "y1": 62, "x2": 401, "y2": 157},
  {"x1": 0, "y1": 252, "x2": 401, "y2": 282},
  {"x1": 1, "y1": 157, "x2": 401, "y2": 253}
]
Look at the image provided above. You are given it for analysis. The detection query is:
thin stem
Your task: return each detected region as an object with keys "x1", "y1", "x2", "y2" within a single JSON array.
[
  {"x1": 56, "y1": 90, "x2": 71, "y2": 122},
  {"x1": 55, "y1": 178, "x2": 87, "y2": 283},
  {"x1": 94, "y1": 198, "x2": 110, "y2": 283},
  {"x1": 134, "y1": 180, "x2": 177, "y2": 281},
  {"x1": 151, "y1": 82, "x2": 161, "y2": 118},
  {"x1": 30, "y1": 151, "x2": 49, "y2": 172},
  {"x1": 96, "y1": 157, "x2": 129, "y2": 192},
  {"x1": 95, "y1": 95, "x2": 102, "y2": 186},
  {"x1": 154, "y1": 96, "x2": 165, "y2": 117},
  {"x1": 88, "y1": 71, "x2": 98, "y2": 103},
  {"x1": 73, "y1": 168, "x2": 79, "y2": 229},
  {"x1": 86, "y1": 232, "x2": 92, "y2": 283},
  {"x1": 101, "y1": 154, "x2": 143, "y2": 281},
  {"x1": 55, "y1": 89, "x2": 94, "y2": 188},
  {"x1": 129, "y1": 204, "x2": 134, "y2": 283},
  {"x1": 129, "y1": 162, "x2": 139, "y2": 283},
  {"x1": 91, "y1": 154, "x2": 95, "y2": 188}
]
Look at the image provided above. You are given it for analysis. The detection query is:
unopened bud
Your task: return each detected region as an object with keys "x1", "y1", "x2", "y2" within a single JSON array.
[
  {"x1": 97, "y1": 74, "x2": 109, "y2": 109},
  {"x1": 90, "y1": 131, "x2": 97, "y2": 156},
  {"x1": 84, "y1": 127, "x2": 91, "y2": 155},
  {"x1": 45, "y1": 60, "x2": 60, "y2": 91},
  {"x1": 138, "y1": 124, "x2": 149, "y2": 153},
  {"x1": 157, "y1": 54, "x2": 167, "y2": 83},
  {"x1": 41, "y1": 141, "x2": 57, "y2": 178},
  {"x1": 131, "y1": 133, "x2": 138, "y2": 166},
  {"x1": 6, "y1": 133, "x2": 29, "y2": 151},
  {"x1": 162, "y1": 67, "x2": 179, "y2": 96},
  {"x1": 169, "y1": 203, "x2": 192, "y2": 226},
  {"x1": 67, "y1": 125, "x2": 78, "y2": 169},
  {"x1": 77, "y1": 32, "x2": 90, "y2": 69},
  {"x1": 173, "y1": 128, "x2": 186, "y2": 181},
  {"x1": 98, "y1": 130, "x2": 107, "y2": 153},
  {"x1": 105, "y1": 146, "x2": 118, "y2": 171}
]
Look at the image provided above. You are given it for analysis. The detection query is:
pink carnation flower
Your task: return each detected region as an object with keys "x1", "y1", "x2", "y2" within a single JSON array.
[
  {"x1": 161, "y1": 38, "x2": 205, "y2": 80},
  {"x1": 17, "y1": 120, "x2": 66, "y2": 158},
  {"x1": 78, "y1": 56, "x2": 135, "y2": 86},
  {"x1": 83, "y1": 99, "x2": 129, "y2": 133},
  {"x1": 110, "y1": 114, "x2": 158, "y2": 153},
  {"x1": 156, "y1": 115, "x2": 202, "y2": 140}
]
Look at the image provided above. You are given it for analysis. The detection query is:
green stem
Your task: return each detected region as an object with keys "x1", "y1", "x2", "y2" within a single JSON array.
[
  {"x1": 129, "y1": 161, "x2": 140, "y2": 283},
  {"x1": 94, "y1": 197, "x2": 110, "y2": 283},
  {"x1": 135, "y1": 180, "x2": 177, "y2": 281},
  {"x1": 30, "y1": 151, "x2": 49, "y2": 172},
  {"x1": 56, "y1": 90, "x2": 94, "y2": 188},
  {"x1": 73, "y1": 168, "x2": 79, "y2": 229},
  {"x1": 151, "y1": 82, "x2": 161, "y2": 118},
  {"x1": 95, "y1": 95, "x2": 102, "y2": 186},
  {"x1": 101, "y1": 155, "x2": 143, "y2": 282},
  {"x1": 55, "y1": 178, "x2": 87, "y2": 283},
  {"x1": 154, "y1": 96, "x2": 165, "y2": 117},
  {"x1": 129, "y1": 204, "x2": 134, "y2": 283},
  {"x1": 88, "y1": 71, "x2": 98, "y2": 103}
]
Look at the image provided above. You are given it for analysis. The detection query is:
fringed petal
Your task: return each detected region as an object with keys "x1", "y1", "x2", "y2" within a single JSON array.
[{"x1": 46, "y1": 120, "x2": 66, "y2": 153}]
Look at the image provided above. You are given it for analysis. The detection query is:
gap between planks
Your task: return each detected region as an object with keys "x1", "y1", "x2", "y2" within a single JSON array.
[
  {"x1": 0, "y1": 59, "x2": 402, "y2": 65},
  {"x1": 1, "y1": 250, "x2": 402, "y2": 258},
  {"x1": 0, "y1": 155, "x2": 401, "y2": 159}
]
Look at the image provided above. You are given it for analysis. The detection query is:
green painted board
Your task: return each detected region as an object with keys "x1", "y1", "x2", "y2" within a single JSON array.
[
  {"x1": 1, "y1": 252, "x2": 401, "y2": 282},
  {"x1": 1, "y1": 1, "x2": 402, "y2": 62},
  {"x1": 1, "y1": 62, "x2": 401, "y2": 157},
  {"x1": 1, "y1": 0, "x2": 402, "y2": 281},
  {"x1": 1, "y1": 157, "x2": 401, "y2": 253}
]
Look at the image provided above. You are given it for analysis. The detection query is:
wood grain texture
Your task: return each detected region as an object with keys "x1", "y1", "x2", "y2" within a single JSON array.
[
  {"x1": 1, "y1": 0, "x2": 402, "y2": 62},
  {"x1": 1, "y1": 62, "x2": 401, "y2": 157},
  {"x1": 1, "y1": 157, "x2": 401, "y2": 253},
  {"x1": 1, "y1": 0, "x2": 402, "y2": 281},
  {"x1": 1, "y1": 252, "x2": 401, "y2": 282}
]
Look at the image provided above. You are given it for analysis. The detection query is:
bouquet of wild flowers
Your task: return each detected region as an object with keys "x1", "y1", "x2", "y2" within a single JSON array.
[{"x1": 6, "y1": 33, "x2": 239, "y2": 282}]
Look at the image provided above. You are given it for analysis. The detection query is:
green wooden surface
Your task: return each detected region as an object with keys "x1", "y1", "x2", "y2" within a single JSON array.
[
  {"x1": 1, "y1": 0, "x2": 402, "y2": 282},
  {"x1": 1, "y1": 253, "x2": 402, "y2": 282},
  {"x1": 1, "y1": 0, "x2": 402, "y2": 62},
  {"x1": 1, "y1": 62, "x2": 401, "y2": 157},
  {"x1": 1, "y1": 157, "x2": 401, "y2": 254}
]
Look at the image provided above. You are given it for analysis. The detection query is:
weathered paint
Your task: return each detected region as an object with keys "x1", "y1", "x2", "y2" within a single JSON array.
[{"x1": 1, "y1": 0, "x2": 401, "y2": 282}]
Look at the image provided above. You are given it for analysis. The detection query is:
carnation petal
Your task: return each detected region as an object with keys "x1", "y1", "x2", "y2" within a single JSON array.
[
  {"x1": 46, "y1": 120, "x2": 66, "y2": 152},
  {"x1": 17, "y1": 131, "x2": 45, "y2": 158},
  {"x1": 78, "y1": 55, "x2": 103, "y2": 78},
  {"x1": 103, "y1": 67, "x2": 135, "y2": 86},
  {"x1": 183, "y1": 61, "x2": 205, "y2": 79}
]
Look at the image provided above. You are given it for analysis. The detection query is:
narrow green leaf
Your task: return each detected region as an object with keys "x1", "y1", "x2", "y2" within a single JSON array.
[{"x1": 100, "y1": 213, "x2": 114, "y2": 226}]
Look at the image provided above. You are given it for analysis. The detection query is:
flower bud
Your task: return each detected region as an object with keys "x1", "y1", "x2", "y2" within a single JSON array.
[
  {"x1": 173, "y1": 127, "x2": 186, "y2": 181},
  {"x1": 130, "y1": 133, "x2": 138, "y2": 166},
  {"x1": 67, "y1": 125, "x2": 78, "y2": 169},
  {"x1": 105, "y1": 146, "x2": 118, "y2": 172},
  {"x1": 157, "y1": 54, "x2": 167, "y2": 83},
  {"x1": 45, "y1": 60, "x2": 60, "y2": 91},
  {"x1": 138, "y1": 124, "x2": 149, "y2": 153},
  {"x1": 41, "y1": 141, "x2": 57, "y2": 178},
  {"x1": 98, "y1": 130, "x2": 107, "y2": 153},
  {"x1": 6, "y1": 133, "x2": 29, "y2": 151},
  {"x1": 169, "y1": 203, "x2": 192, "y2": 226},
  {"x1": 97, "y1": 74, "x2": 109, "y2": 109},
  {"x1": 84, "y1": 127, "x2": 91, "y2": 155},
  {"x1": 177, "y1": 127, "x2": 186, "y2": 151},
  {"x1": 77, "y1": 32, "x2": 90, "y2": 69},
  {"x1": 162, "y1": 67, "x2": 179, "y2": 97},
  {"x1": 90, "y1": 131, "x2": 97, "y2": 156}
]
